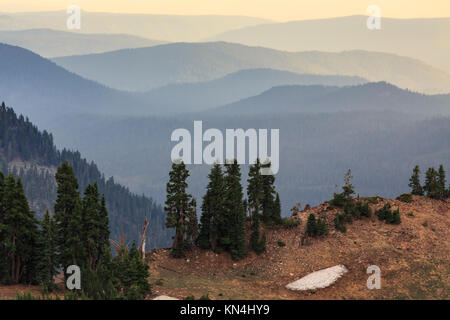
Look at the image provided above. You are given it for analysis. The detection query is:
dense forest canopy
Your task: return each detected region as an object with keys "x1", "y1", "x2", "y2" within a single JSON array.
[{"x1": 0, "y1": 102, "x2": 172, "y2": 248}]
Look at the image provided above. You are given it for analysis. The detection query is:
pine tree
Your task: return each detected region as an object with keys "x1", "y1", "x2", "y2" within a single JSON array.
[
  {"x1": 316, "y1": 217, "x2": 328, "y2": 236},
  {"x1": 164, "y1": 160, "x2": 196, "y2": 258},
  {"x1": 409, "y1": 165, "x2": 424, "y2": 196},
  {"x1": 342, "y1": 169, "x2": 355, "y2": 198},
  {"x1": 82, "y1": 183, "x2": 104, "y2": 270},
  {"x1": 424, "y1": 167, "x2": 440, "y2": 199},
  {"x1": 2, "y1": 176, "x2": 39, "y2": 284},
  {"x1": 224, "y1": 160, "x2": 247, "y2": 260},
  {"x1": 186, "y1": 198, "x2": 198, "y2": 245},
  {"x1": 306, "y1": 213, "x2": 317, "y2": 237},
  {"x1": 198, "y1": 163, "x2": 225, "y2": 250},
  {"x1": 392, "y1": 209, "x2": 401, "y2": 225},
  {"x1": 0, "y1": 171, "x2": 7, "y2": 283},
  {"x1": 247, "y1": 159, "x2": 263, "y2": 221},
  {"x1": 438, "y1": 165, "x2": 446, "y2": 200},
  {"x1": 273, "y1": 193, "x2": 282, "y2": 225},
  {"x1": 53, "y1": 162, "x2": 85, "y2": 272},
  {"x1": 261, "y1": 161, "x2": 276, "y2": 224},
  {"x1": 36, "y1": 210, "x2": 57, "y2": 292}
]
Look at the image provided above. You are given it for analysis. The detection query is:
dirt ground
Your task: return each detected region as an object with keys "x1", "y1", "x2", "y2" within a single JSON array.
[
  {"x1": 1, "y1": 196, "x2": 448, "y2": 300},
  {"x1": 147, "y1": 196, "x2": 449, "y2": 300}
]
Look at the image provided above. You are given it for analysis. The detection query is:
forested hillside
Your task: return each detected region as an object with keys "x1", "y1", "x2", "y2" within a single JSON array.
[{"x1": 0, "y1": 102, "x2": 171, "y2": 248}]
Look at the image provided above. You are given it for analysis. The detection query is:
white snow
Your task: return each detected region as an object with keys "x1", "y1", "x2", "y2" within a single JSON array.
[
  {"x1": 286, "y1": 265, "x2": 348, "y2": 291},
  {"x1": 153, "y1": 295, "x2": 179, "y2": 300}
]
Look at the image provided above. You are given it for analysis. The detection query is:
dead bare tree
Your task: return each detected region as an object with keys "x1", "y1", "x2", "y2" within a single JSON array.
[{"x1": 139, "y1": 218, "x2": 149, "y2": 261}]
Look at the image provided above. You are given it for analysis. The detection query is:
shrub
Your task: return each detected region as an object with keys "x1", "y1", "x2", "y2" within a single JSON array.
[
  {"x1": 281, "y1": 217, "x2": 301, "y2": 228},
  {"x1": 316, "y1": 218, "x2": 328, "y2": 236},
  {"x1": 396, "y1": 193, "x2": 413, "y2": 203},
  {"x1": 376, "y1": 203, "x2": 401, "y2": 225},
  {"x1": 334, "y1": 213, "x2": 347, "y2": 232},
  {"x1": 329, "y1": 192, "x2": 351, "y2": 208},
  {"x1": 355, "y1": 201, "x2": 371, "y2": 217},
  {"x1": 277, "y1": 240, "x2": 286, "y2": 247},
  {"x1": 365, "y1": 196, "x2": 381, "y2": 205}
]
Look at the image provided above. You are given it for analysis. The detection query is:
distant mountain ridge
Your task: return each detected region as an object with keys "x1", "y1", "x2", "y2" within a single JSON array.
[
  {"x1": 215, "y1": 82, "x2": 450, "y2": 115},
  {"x1": 52, "y1": 42, "x2": 450, "y2": 93},
  {"x1": 137, "y1": 69, "x2": 366, "y2": 114},
  {"x1": 210, "y1": 15, "x2": 450, "y2": 74},
  {"x1": 0, "y1": 43, "x2": 367, "y2": 121},
  {"x1": 0, "y1": 11, "x2": 270, "y2": 42},
  {"x1": 0, "y1": 29, "x2": 165, "y2": 57}
]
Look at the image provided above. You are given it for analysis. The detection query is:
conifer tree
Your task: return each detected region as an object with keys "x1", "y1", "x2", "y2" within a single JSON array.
[
  {"x1": 186, "y1": 198, "x2": 198, "y2": 245},
  {"x1": 2, "y1": 176, "x2": 39, "y2": 284},
  {"x1": 438, "y1": 165, "x2": 446, "y2": 200},
  {"x1": 198, "y1": 163, "x2": 225, "y2": 250},
  {"x1": 316, "y1": 217, "x2": 328, "y2": 236},
  {"x1": 342, "y1": 169, "x2": 355, "y2": 198},
  {"x1": 36, "y1": 210, "x2": 57, "y2": 292},
  {"x1": 424, "y1": 167, "x2": 440, "y2": 199},
  {"x1": 53, "y1": 162, "x2": 85, "y2": 272},
  {"x1": 82, "y1": 183, "x2": 109, "y2": 270},
  {"x1": 0, "y1": 171, "x2": 7, "y2": 283},
  {"x1": 224, "y1": 160, "x2": 247, "y2": 260},
  {"x1": 273, "y1": 193, "x2": 282, "y2": 225},
  {"x1": 306, "y1": 213, "x2": 317, "y2": 237},
  {"x1": 261, "y1": 161, "x2": 276, "y2": 224},
  {"x1": 165, "y1": 160, "x2": 196, "y2": 257},
  {"x1": 409, "y1": 165, "x2": 424, "y2": 196},
  {"x1": 247, "y1": 159, "x2": 263, "y2": 221}
]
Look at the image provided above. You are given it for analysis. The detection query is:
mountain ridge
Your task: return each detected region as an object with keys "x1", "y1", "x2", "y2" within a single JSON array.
[{"x1": 52, "y1": 42, "x2": 450, "y2": 93}]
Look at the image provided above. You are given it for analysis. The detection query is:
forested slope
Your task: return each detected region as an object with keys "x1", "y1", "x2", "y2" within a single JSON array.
[{"x1": 0, "y1": 102, "x2": 172, "y2": 248}]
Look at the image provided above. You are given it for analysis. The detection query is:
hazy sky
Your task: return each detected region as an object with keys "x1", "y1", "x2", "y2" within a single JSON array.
[{"x1": 1, "y1": 0, "x2": 449, "y2": 21}]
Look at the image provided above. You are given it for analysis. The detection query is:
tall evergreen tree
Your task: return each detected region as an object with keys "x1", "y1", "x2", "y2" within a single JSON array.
[
  {"x1": 0, "y1": 171, "x2": 7, "y2": 282},
  {"x1": 273, "y1": 193, "x2": 282, "y2": 225},
  {"x1": 409, "y1": 165, "x2": 424, "y2": 196},
  {"x1": 165, "y1": 160, "x2": 196, "y2": 258},
  {"x1": 82, "y1": 183, "x2": 110, "y2": 270},
  {"x1": 261, "y1": 161, "x2": 276, "y2": 224},
  {"x1": 424, "y1": 167, "x2": 440, "y2": 199},
  {"x1": 247, "y1": 159, "x2": 263, "y2": 221},
  {"x1": 198, "y1": 163, "x2": 225, "y2": 250},
  {"x1": 53, "y1": 162, "x2": 85, "y2": 272},
  {"x1": 224, "y1": 160, "x2": 247, "y2": 260},
  {"x1": 2, "y1": 176, "x2": 39, "y2": 284},
  {"x1": 36, "y1": 210, "x2": 58, "y2": 291}
]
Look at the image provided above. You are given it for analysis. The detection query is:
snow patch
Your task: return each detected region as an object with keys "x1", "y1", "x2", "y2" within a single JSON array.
[
  {"x1": 286, "y1": 265, "x2": 348, "y2": 291},
  {"x1": 153, "y1": 295, "x2": 179, "y2": 300}
]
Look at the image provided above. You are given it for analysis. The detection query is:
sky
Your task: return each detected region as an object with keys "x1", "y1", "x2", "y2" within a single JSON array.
[{"x1": 0, "y1": 0, "x2": 449, "y2": 21}]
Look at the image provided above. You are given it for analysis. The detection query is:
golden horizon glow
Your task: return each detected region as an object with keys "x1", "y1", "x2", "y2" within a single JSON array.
[{"x1": 0, "y1": 0, "x2": 449, "y2": 22}]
